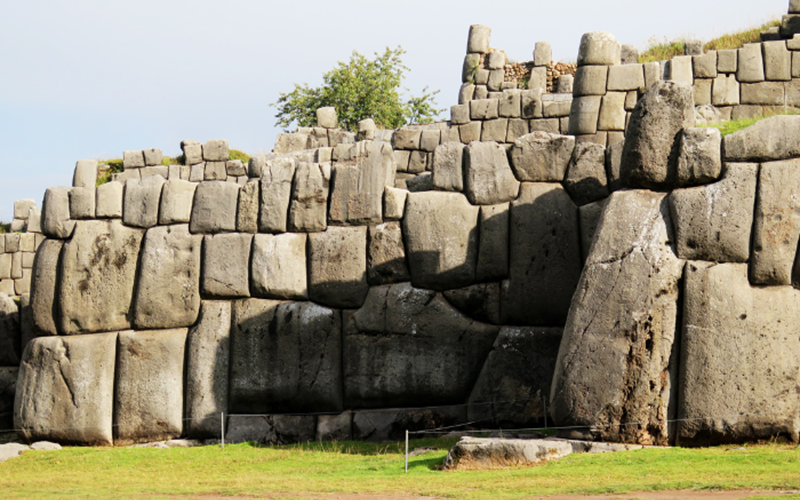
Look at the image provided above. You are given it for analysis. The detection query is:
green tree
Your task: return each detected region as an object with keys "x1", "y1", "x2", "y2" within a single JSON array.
[{"x1": 273, "y1": 47, "x2": 443, "y2": 132}]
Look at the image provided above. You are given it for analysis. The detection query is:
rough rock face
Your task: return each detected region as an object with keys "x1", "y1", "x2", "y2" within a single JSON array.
[
  {"x1": 307, "y1": 226, "x2": 369, "y2": 308},
  {"x1": 467, "y1": 327, "x2": 562, "y2": 426},
  {"x1": 502, "y1": 183, "x2": 582, "y2": 326},
  {"x1": 510, "y1": 132, "x2": 575, "y2": 182},
  {"x1": 723, "y1": 115, "x2": 800, "y2": 162},
  {"x1": 0, "y1": 367, "x2": 18, "y2": 431},
  {"x1": 367, "y1": 222, "x2": 410, "y2": 286},
  {"x1": 30, "y1": 239, "x2": 63, "y2": 336},
  {"x1": 550, "y1": 190, "x2": 684, "y2": 445},
  {"x1": 443, "y1": 282, "x2": 501, "y2": 325},
  {"x1": 678, "y1": 262, "x2": 800, "y2": 445},
  {"x1": 251, "y1": 233, "x2": 308, "y2": 300},
  {"x1": 621, "y1": 81, "x2": 695, "y2": 189},
  {"x1": 564, "y1": 142, "x2": 609, "y2": 205},
  {"x1": 343, "y1": 283, "x2": 499, "y2": 408},
  {"x1": 15, "y1": 333, "x2": 117, "y2": 446},
  {"x1": 328, "y1": 141, "x2": 394, "y2": 225},
  {"x1": 352, "y1": 407, "x2": 466, "y2": 442},
  {"x1": 58, "y1": 220, "x2": 145, "y2": 335},
  {"x1": 443, "y1": 437, "x2": 573, "y2": 470},
  {"x1": 463, "y1": 141, "x2": 520, "y2": 204},
  {"x1": 0, "y1": 293, "x2": 20, "y2": 366}
]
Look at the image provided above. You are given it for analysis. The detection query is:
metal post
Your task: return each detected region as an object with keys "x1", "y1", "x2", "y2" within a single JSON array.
[
  {"x1": 543, "y1": 395, "x2": 548, "y2": 429},
  {"x1": 221, "y1": 412, "x2": 225, "y2": 449},
  {"x1": 405, "y1": 430, "x2": 409, "y2": 473}
]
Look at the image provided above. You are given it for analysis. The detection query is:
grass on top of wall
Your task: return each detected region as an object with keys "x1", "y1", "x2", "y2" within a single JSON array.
[
  {"x1": 1, "y1": 439, "x2": 800, "y2": 500},
  {"x1": 701, "y1": 108, "x2": 800, "y2": 137},
  {"x1": 0, "y1": 222, "x2": 9, "y2": 234},
  {"x1": 94, "y1": 149, "x2": 251, "y2": 186},
  {"x1": 639, "y1": 19, "x2": 781, "y2": 63}
]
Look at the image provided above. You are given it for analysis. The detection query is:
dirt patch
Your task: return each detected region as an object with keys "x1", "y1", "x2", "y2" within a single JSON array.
[{"x1": 538, "y1": 490, "x2": 800, "y2": 500}]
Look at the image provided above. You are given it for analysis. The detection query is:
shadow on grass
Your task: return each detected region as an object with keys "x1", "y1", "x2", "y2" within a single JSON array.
[{"x1": 241, "y1": 437, "x2": 459, "y2": 459}]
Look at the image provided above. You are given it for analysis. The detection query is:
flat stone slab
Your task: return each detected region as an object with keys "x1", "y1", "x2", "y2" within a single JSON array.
[
  {"x1": 443, "y1": 437, "x2": 573, "y2": 470},
  {"x1": 0, "y1": 443, "x2": 29, "y2": 463}
]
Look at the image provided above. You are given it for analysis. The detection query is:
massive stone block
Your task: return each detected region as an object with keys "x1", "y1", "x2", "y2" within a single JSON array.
[
  {"x1": 159, "y1": 179, "x2": 196, "y2": 225},
  {"x1": 185, "y1": 301, "x2": 231, "y2": 438},
  {"x1": 476, "y1": 203, "x2": 509, "y2": 282},
  {"x1": 510, "y1": 132, "x2": 575, "y2": 182},
  {"x1": 0, "y1": 293, "x2": 20, "y2": 366},
  {"x1": 0, "y1": 367, "x2": 16, "y2": 431},
  {"x1": 251, "y1": 233, "x2": 307, "y2": 300},
  {"x1": 564, "y1": 142, "x2": 609, "y2": 206},
  {"x1": 723, "y1": 115, "x2": 800, "y2": 162},
  {"x1": 59, "y1": 220, "x2": 144, "y2": 335},
  {"x1": 669, "y1": 163, "x2": 757, "y2": 263},
  {"x1": 123, "y1": 176, "x2": 164, "y2": 229},
  {"x1": 95, "y1": 181, "x2": 124, "y2": 219},
  {"x1": 307, "y1": 226, "x2": 369, "y2": 308},
  {"x1": 237, "y1": 179, "x2": 259, "y2": 234},
  {"x1": 676, "y1": 127, "x2": 722, "y2": 187},
  {"x1": 577, "y1": 32, "x2": 621, "y2": 66},
  {"x1": 15, "y1": 333, "x2": 117, "y2": 446},
  {"x1": 328, "y1": 142, "x2": 395, "y2": 225},
  {"x1": 502, "y1": 183, "x2": 581, "y2": 326},
  {"x1": 403, "y1": 191, "x2": 479, "y2": 291},
  {"x1": 464, "y1": 141, "x2": 520, "y2": 205},
  {"x1": 343, "y1": 283, "x2": 500, "y2": 408},
  {"x1": 190, "y1": 181, "x2": 239, "y2": 234},
  {"x1": 41, "y1": 186, "x2": 75, "y2": 239},
  {"x1": 133, "y1": 224, "x2": 202, "y2": 329},
  {"x1": 288, "y1": 162, "x2": 330, "y2": 232},
  {"x1": 367, "y1": 222, "x2": 410, "y2": 286},
  {"x1": 259, "y1": 158, "x2": 296, "y2": 233},
  {"x1": 432, "y1": 142, "x2": 465, "y2": 192},
  {"x1": 30, "y1": 239, "x2": 63, "y2": 336},
  {"x1": 202, "y1": 233, "x2": 253, "y2": 298},
  {"x1": 443, "y1": 282, "x2": 501, "y2": 325},
  {"x1": 115, "y1": 329, "x2": 187, "y2": 444},
  {"x1": 621, "y1": 81, "x2": 695, "y2": 189},
  {"x1": 467, "y1": 326, "x2": 562, "y2": 426},
  {"x1": 550, "y1": 190, "x2": 684, "y2": 445},
  {"x1": 678, "y1": 262, "x2": 800, "y2": 445}
]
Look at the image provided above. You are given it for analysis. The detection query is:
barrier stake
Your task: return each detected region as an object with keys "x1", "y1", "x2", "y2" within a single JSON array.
[
  {"x1": 221, "y1": 412, "x2": 225, "y2": 449},
  {"x1": 405, "y1": 430, "x2": 409, "y2": 473}
]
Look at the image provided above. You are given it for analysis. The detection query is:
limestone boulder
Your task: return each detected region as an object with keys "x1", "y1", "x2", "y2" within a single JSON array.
[
  {"x1": 308, "y1": 226, "x2": 369, "y2": 308},
  {"x1": 0, "y1": 293, "x2": 20, "y2": 366},
  {"x1": 251, "y1": 233, "x2": 308, "y2": 300},
  {"x1": 723, "y1": 115, "x2": 800, "y2": 162},
  {"x1": 564, "y1": 142, "x2": 609, "y2": 206},
  {"x1": 502, "y1": 183, "x2": 581, "y2": 326},
  {"x1": 15, "y1": 333, "x2": 117, "y2": 446},
  {"x1": 510, "y1": 132, "x2": 575, "y2": 182},
  {"x1": 59, "y1": 220, "x2": 144, "y2": 335},
  {"x1": 669, "y1": 163, "x2": 757, "y2": 263},
  {"x1": 159, "y1": 179, "x2": 196, "y2": 224},
  {"x1": 443, "y1": 437, "x2": 573, "y2": 470},
  {"x1": 579, "y1": 199, "x2": 608, "y2": 260},
  {"x1": 123, "y1": 176, "x2": 164, "y2": 229},
  {"x1": 343, "y1": 283, "x2": 500, "y2": 408},
  {"x1": 115, "y1": 329, "x2": 187, "y2": 445},
  {"x1": 95, "y1": 181, "x2": 124, "y2": 219},
  {"x1": 0, "y1": 368, "x2": 17, "y2": 431},
  {"x1": 201, "y1": 233, "x2": 253, "y2": 298},
  {"x1": 678, "y1": 262, "x2": 800, "y2": 445},
  {"x1": 30, "y1": 239, "x2": 63, "y2": 336},
  {"x1": 403, "y1": 191, "x2": 479, "y2": 291},
  {"x1": 367, "y1": 222, "x2": 410, "y2": 286},
  {"x1": 328, "y1": 142, "x2": 394, "y2": 225},
  {"x1": 577, "y1": 32, "x2": 621, "y2": 66},
  {"x1": 432, "y1": 142, "x2": 465, "y2": 192},
  {"x1": 288, "y1": 162, "x2": 330, "y2": 232},
  {"x1": 190, "y1": 181, "x2": 239, "y2": 234},
  {"x1": 41, "y1": 187, "x2": 74, "y2": 239},
  {"x1": 185, "y1": 301, "x2": 231, "y2": 438},
  {"x1": 259, "y1": 158, "x2": 296, "y2": 233},
  {"x1": 476, "y1": 203, "x2": 509, "y2": 281},
  {"x1": 237, "y1": 179, "x2": 259, "y2": 233},
  {"x1": 621, "y1": 81, "x2": 695, "y2": 189},
  {"x1": 464, "y1": 141, "x2": 520, "y2": 205},
  {"x1": 677, "y1": 128, "x2": 722, "y2": 187},
  {"x1": 133, "y1": 225, "x2": 201, "y2": 329}
]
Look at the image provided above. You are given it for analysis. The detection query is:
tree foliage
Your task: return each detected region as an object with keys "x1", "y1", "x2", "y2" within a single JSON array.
[{"x1": 273, "y1": 47, "x2": 443, "y2": 132}]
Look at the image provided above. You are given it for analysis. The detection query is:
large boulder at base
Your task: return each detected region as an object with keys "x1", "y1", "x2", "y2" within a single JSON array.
[
  {"x1": 550, "y1": 190, "x2": 684, "y2": 445},
  {"x1": 343, "y1": 283, "x2": 499, "y2": 408},
  {"x1": 133, "y1": 224, "x2": 201, "y2": 329},
  {"x1": 678, "y1": 262, "x2": 800, "y2": 446},
  {"x1": 621, "y1": 81, "x2": 695, "y2": 189},
  {"x1": 352, "y1": 406, "x2": 465, "y2": 442},
  {"x1": 463, "y1": 141, "x2": 520, "y2": 205},
  {"x1": 0, "y1": 293, "x2": 20, "y2": 366},
  {"x1": 669, "y1": 163, "x2": 757, "y2": 263},
  {"x1": 58, "y1": 220, "x2": 144, "y2": 335},
  {"x1": 30, "y1": 239, "x2": 63, "y2": 336},
  {"x1": 14, "y1": 333, "x2": 117, "y2": 446},
  {"x1": 403, "y1": 191, "x2": 479, "y2": 290},
  {"x1": 0, "y1": 367, "x2": 18, "y2": 431},
  {"x1": 442, "y1": 437, "x2": 573, "y2": 470},
  {"x1": 114, "y1": 329, "x2": 187, "y2": 445},
  {"x1": 307, "y1": 226, "x2": 369, "y2": 308},
  {"x1": 751, "y1": 159, "x2": 800, "y2": 286},
  {"x1": 723, "y1": 115, "x2": 800, "y2": 162},
  {"x1": 225, "y1": 415, "x2": 317, "y2": 445},
  {"x1": 185, "y1": 301, "x2": 231, "y2": 439},
  {"x1": 502, "y1": 183, "x2": 582, "y2": 326},
  {"x1": 510, "y1": 132, "x2": 575, "y2": 182},
  {"x1": 467, "y1": 327, "x2": 562, "y2": 427}
]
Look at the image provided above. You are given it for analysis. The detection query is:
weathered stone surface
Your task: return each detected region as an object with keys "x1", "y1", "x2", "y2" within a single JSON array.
[
  {"x1": 443, "y1": 437, "x2": 573, "y2": 470},
  {"x1": 737, "y1": 43, "x2": 766, "y2": 82},
  {"x1": 185, "y1": 301, "x2": 231, "y2": 438},
  {"x1": 383, "y1": 187, "x2": 407, "y2": 220},
  {"x1": 224, "y1": 415, "x2": 274, "y2": 444},
  {"x1": 763, "y1": 41, "x2": 791, "y2": 81},
  {"x1": 464, "y1": 142, "x2": 520, "y2": 205},
  {"x1": 343, "y1": 283, "x2": 499, "y2": 408},
  {"x1": 677, "y1": 127, "x2": 722, "y2": 187},
  {"x1": 480, "y1": 118, "x2": 509, "y2": 143},
  {"x1": 502, "y1": 183, "x2": 581, "y2": 326},
  {"x1": 95, "y1": 181, "x2": 123, "y2": 218},
  {"x1": 308, "y1": 226, "x2": 369, "y2": 308},
  {"x1": 30, "y1": 239, "x2": 62, "y2": 336},
  {"x1": 41, "y1": 187, "x2": 74, "y2": 239},
  {"x1": 669, "y1": 163, "x2": 757, "y2": 262},
  {"x1": 467, "y1": 24, "x2": 491, "y2": 53},
  {"x1": 393, "y1": 129, "x2": 421, "y2": 150},
  {"x1": 499, "y1": 89, "x2": 521, "y2": 118},
  {"x1": 68, "y1": 186, "x2": 95, "y2": 219},
  {"x1": 692, "y1": 51, "x2": 717, "y2": 79},
  {"x1": 115, "y1": 329, "x2": 186, "y2": 444},
  {"x1": 573, "y1": 65, "x2": 608, "y2": 96},
  {"x1": 723, "y1": 115, "x2": 800, "y2": 162},
  {"x1": 0, "y1": 293, "x2": 20, "y2": 366},
  {"x1": 123, "y1": 176, "x2": 164, "y2": 229},
  {"x1": 598, "y1": 92, "x2": 627, "y2": 131},
  {"x1": 159, "y1": 179, "x2": 196, "y2": 224},
  {"x1": 123, "y1": 150, "x2": 144, "y2": 168},
  {"x1": 134, "y1": 224, "x2": 201, "y2": 329},
  {"x1": 316, "y1": 107, "x2": 338, "y2": 128},
  {"x1": 551, "y1": 190, "x2": 684, "y2": 445},
  {"x1": 564, "y1": 142, "x2": 609, "y2": 205},
  {"x1": 578, "y1": 198, "x2": 607, "y2": 260},
  {"x1": 443, "y1": 282, "x2": 501, "y2": 325},
  {"x1": 403, "y1": 191, "x2": 479, "y2": 290},
  {"x1": 329, "y1": 142, "x2": 394, "y2": 225},
  {"x1": 367, "y1": 222, "x2": 409, "y2": 286},
  {"x1": 0, "y1": 367, "x2": 16, "y2": 430},
  {"x1": 72, "y1": 159, "x2": 98, "y2": 188},
  {"x1": 431, "y1": 142, "x2": 464, "y2": 191},
  {"x1": 748, "y1": 159, "x2": 800, "y2": 286},
  {"x1": 229, "y1": 299, "x2": 280, "y2": 413},
  {"x1": 604, "y1": 140, "x2": 624, "y2": 192},
  {"x1": 15, "y1": 333, "x2": 117, "y2": 446},
  {"x1": 568, "y1": 95, "x2": 602, "y2": 135},
  {"x1": 717, "y1": 49, "x2": 738, "y2": 73},
  {"x1": 288, "y1": 162, "x2": 330, "y2": 232},
  {"x1": 510, "y1": 132, "x2": 575, "y2": 182},
  {"x1": 201, "y1": 233, "x2": 252, "y2": 298},
  {"x1": 678, "y1": 262, "x2": 800, "y2": 445},
  {"x1": 476, "y1": 203, "x2": 509, "y2": 281},
  {"x1": 317, "y1": 412, "x2": 352, "y2": 441},
  {"x1": 621, "y1": 81, "x2": 695, "y2": 189},
  {"x1": 189, "y1": 181, "x2": 239, "y2": 234},
  {"x1": 666, "y1": 56, "x2": 693, "y2": 85},
  {"x1": 741, "y1": 81, "x2": 786, "y2": 105},
  {"x1": 203, "y1": 139, "x2": 229, "y2": 161},
  {"x1": 352, "y1": 406, "x2": 465, "y2": 442},
  {"x1": 258, "y1": 158, "x2": 295, "y2": 232},
  {"x1": 712, "y1": 74, "x2": 740, "y2": 106},
  {"x1": 577, "y1": 32, "x2": 621, "y2": 66},
  {"x1": 251, "y1": 233, "x2": 307, "y2": 300},
  {"x1": 59, "y1": 220, "x2": 144, "y2": 335},
  {"x1": 236, "y1": 179, "x2": 259, "y2": 233}
]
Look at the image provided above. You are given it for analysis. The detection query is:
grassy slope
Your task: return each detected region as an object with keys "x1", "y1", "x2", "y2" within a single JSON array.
[{"x1": 1, "y1": 439, "x2": 800, "y2": 499}]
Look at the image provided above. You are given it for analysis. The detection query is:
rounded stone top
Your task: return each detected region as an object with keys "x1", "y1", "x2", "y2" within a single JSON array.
[
  {"x1": 468, "y1": 25, "x2": 491, "y2": 54},
  {"x1": 577, "y1": 32, "x2": 621, "y2": 67}
]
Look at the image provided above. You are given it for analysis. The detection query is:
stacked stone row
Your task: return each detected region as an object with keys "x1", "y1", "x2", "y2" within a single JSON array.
[{"x1": 0, "y1": 200, "x2": 44, "y2": 298}]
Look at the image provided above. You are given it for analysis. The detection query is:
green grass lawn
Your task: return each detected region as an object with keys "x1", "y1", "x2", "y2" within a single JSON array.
[{"x1": 1, "y1": 438, "x2": 800, "y2": 499}]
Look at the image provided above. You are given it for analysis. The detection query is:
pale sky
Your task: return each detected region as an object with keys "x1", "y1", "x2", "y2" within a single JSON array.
[{"x1": 0, "y1": 0, "x2": 788, "y2": 221}]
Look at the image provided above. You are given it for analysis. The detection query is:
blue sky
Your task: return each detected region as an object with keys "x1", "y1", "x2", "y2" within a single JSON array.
[{"x1": 0, "y1": 0, "x2": 788, "y2": 221}]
